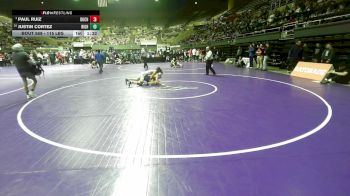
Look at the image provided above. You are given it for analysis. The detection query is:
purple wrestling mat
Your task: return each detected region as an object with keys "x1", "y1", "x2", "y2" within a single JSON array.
[{"x1": 0, "y1": 62, "x2": 349, "y2": 195}]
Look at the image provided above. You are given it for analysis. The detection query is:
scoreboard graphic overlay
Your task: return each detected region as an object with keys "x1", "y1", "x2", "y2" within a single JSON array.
[{"x1": 12, "y1": 10, "x2": 100, "y2": 37}]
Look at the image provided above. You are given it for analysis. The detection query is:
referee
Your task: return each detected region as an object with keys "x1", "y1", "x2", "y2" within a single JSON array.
[{"x1": 204, "y1": 46, "x2": 216, "y2": 75}]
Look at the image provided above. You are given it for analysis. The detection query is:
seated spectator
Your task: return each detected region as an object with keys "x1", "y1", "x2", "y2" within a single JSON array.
[
  {"x1": 236, "y1": 56, "x2": 246, "y2": 68},
  {"x1": 323, "y1": 65, "x2": 350, "y2": 84}
]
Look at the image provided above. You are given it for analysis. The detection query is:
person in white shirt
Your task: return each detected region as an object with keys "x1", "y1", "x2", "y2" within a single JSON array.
[
  {"x1": 195, "y1": 50, "x2": 200, "y2": 62},
  {"x1": 192, "y1": 48, "x2": 197, "y2": 61},
  {"x1": 204, "y1": 46, "x2": 216, "y2": 75}
]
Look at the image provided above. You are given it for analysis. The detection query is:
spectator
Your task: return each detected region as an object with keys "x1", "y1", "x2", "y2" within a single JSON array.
[
  {"x1": 302, "y1": 43, "x2": 312, "y2": 62},
  {"x1": 256, "y1": 44, "x2": 264, "y2": 69},
  {"x1": 188, "y1": 48, "x2": 193, "y2": 61},
  {"x1": 192, "y1": 48, "x2": 197, "y2": 61},
  {"x1": 312, "y1": 43, "x2": 322, "y2": 63},
  {"x1": 287, "y1": 40, "x2": 303, "y2": 72},
  {"x1": 321, "y1": 43, "x2": 335, "y2": 64},
  {"x1": 196, "y1": 49, "x2": 200, "y2": 62},
  {"x1": 56, "y1": 52, "x2": 64, "y2": 65},
  {"x1": 49, "y1": 50, "x2": 56, "y2": 65},
  {"x1": 249, "y1": 44, "x2": 256, "y2": 68},
  {"x1": 323, "y1": 65, "x2": 350, "y2": 84},
  {"x1": 0, "y1": 52, "x2": 6, "y2": 66},
  {"x1": 236, "y1": 56, "x2": 246, "y2": 68},
  {"x1": 235, "y1": 46, "x2": 242, "y2": 65},
  {"x1": 263, "y1": 43, "x2": 272, "y2": 71}
]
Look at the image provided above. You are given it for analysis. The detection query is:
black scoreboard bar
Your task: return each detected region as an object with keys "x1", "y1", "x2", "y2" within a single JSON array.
[
  {"x1": 13, "y1": 23, "x2": 92, "y2": 30},
  {"x1": 12, "y1": 10, "x2": 100, "y2": 37},
  {"x1": 12, "y1": 10, "x2": 100, "y2": 15},
  {"x1": 14, "y1": 16, "x2": 96, "y2": 23}
]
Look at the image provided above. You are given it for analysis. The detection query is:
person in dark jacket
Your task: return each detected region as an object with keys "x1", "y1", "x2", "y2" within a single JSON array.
[
  {"x1": 322, "y1": 65, "x2": 350, "y2": 84},
  {"x1": 248, "y1": 44, "x2": 256, "y2": 68},
  {"x1": 312, "y1": 43, "x2": 322, "y2": 63},
  {"x1": 302, "y1": 43, "x2": 312, "y2": 62},
  {"x1": 11, "y1": 43, "x2": 37, "y2": 99},
  {"x1": 321, "y1": 43, "x2": 335, "y2": 64},
  {"x1": 49, "y1": 50, "x2": 56, "y2": 65},
  {"x1": 263, "y1": 43, "x2": 272, "y2": 71},
  {"x1": 287, "y1": 40, "x2": 303, "y2": 72}
]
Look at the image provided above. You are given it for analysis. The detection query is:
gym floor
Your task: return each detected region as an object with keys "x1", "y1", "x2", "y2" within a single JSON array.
[{"x1": 0, "y1": 62, "x2": 349, "y2": 196}]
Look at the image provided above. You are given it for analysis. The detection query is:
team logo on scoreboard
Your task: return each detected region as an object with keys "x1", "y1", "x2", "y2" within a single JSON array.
[
  {"x1": 90, "y1": 23, "x2": 100, "y2": 30},
  {"x1": 90, "y1": 16, "x2": 100, "y2": 23}
]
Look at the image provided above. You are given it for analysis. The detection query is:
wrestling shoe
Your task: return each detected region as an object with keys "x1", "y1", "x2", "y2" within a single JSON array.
[{"x1": 29, "y1": 91, "x2": 36, "y2": 98}]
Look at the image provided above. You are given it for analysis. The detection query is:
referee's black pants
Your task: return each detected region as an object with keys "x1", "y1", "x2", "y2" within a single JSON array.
[{"x1": 206, "y1": 60, "x2": 216, "y2": 75}]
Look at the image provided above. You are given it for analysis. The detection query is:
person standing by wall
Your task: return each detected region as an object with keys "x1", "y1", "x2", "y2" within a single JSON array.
[
  {"x1": 192, "y1": 48, "x2": 197, "y2": 62},
  {"x1": 56, "y1": 51, "x2": 64, "y2": 65},
  {"x1": 256, "y1": 44, "x2": 264, "y2": 70},
  {"x1": 321, "y1": 43, "x2": 335, "y2": 64},
  {"x1": 11, "y1": 43, "x2": 38, "y2": 100},
  {"x1": 287, "y1": 40, "x2": 303, "y2": 72},
  {"x1": 196, "y1": 49, "x2": 200, "y2": 62},
  {"x1": 188, "y1": 48, "x2": 192, "y2": 62},
  {"x1": 249, "y1": 44, "x2": 256, "y2": 68},
  {"x1": 263, "y1": 43, "x2": 272, "y2": 71},
  {"x1": 302, "y1": 43, "x2": 312, "y2": 62},
  {"x1": 204, "y1": 46, "x2": 216, "y2": 76},
  {"x1": 0, "y1": 52, "x2": 5, "y2": 67},
  {"x1": 49, "y1": 50, "x2": 56, "y2": 65},
  {"x1": 235, "y1": 46, "x2": 242, "y2": 66},
  {"x1": 312, "y1": 43, "x2": 322, "y2": 63}
]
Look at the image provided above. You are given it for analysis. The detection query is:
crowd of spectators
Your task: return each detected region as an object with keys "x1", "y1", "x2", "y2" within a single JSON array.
[
  {"x1": 134, "y1": 26, "x2": 160, "y2": 45},
  {"x1": 182, "y1": 0, "x2": 350, "y2": 45},
  {"x1": 77, "y1": 26, "x2": 164, "y2": 46},
  {"x1": 160, "y1": 25, "x2": 185, "y2": 43},
  {"x1": 232, "y1": 41, "x2": 338, "y2": 71}
]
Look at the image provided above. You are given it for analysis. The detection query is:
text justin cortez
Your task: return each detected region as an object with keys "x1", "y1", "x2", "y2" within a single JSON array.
[{"x1": 17, "y1": 24, "x2": 53, "y2": 29}]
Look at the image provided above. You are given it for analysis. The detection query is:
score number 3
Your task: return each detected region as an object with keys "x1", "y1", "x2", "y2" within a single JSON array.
[{"x1": 89, "y1": 16, "x2": 100, "y2": 23}]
